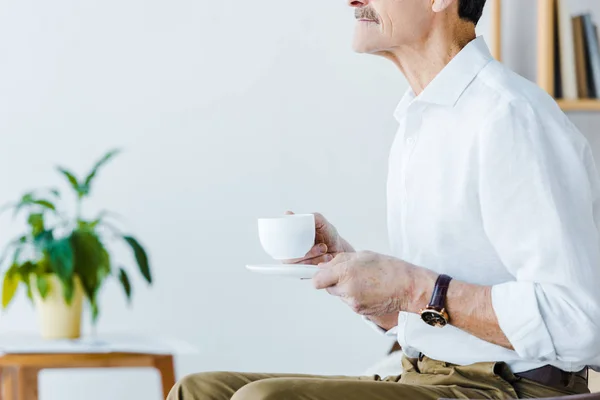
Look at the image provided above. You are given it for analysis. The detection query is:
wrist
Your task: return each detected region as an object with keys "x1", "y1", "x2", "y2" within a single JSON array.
[{"x1": 405, "y1": 267, "x2": 438, "y2": 314}]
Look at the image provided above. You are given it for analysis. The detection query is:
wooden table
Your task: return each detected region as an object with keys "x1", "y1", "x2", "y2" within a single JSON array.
[{"x1": 0, "y1": 352, "x2": 176, "y2": 400}]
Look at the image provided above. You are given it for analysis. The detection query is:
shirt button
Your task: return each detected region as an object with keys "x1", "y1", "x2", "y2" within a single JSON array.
[{"x1": 406, "y1": 137, "x2": 415, "y2": 146}]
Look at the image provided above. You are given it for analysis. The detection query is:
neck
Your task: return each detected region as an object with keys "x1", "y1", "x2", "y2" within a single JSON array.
[{"x1": 380, "y1": 23, "x2": 476, "y2": 96}]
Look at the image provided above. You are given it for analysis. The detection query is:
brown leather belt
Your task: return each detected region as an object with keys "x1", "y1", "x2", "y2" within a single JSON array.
[{"x1": 516, "y1": 365, "x2": 588, "y2": 390}]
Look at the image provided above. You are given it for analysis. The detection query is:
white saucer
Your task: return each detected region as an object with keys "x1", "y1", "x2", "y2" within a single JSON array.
[{"x1": 246, "y1": 264, "x2": 319, "y2": 280}]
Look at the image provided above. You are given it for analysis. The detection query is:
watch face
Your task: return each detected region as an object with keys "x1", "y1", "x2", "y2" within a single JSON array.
[{"x1": 421, "y1": 310, "x2": 448, "y2": 327}]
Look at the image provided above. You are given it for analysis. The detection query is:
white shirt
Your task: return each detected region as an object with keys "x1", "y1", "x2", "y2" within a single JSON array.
[{"x1": 381, "y1": 36, "x2": 600, "y2": 373}]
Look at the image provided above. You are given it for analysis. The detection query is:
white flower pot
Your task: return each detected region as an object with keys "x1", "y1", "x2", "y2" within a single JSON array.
[{"x1": 31, "y1": 274, "x2": 84, "y2": 340}]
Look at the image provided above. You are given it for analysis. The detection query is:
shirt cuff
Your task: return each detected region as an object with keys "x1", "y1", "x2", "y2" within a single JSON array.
[
  {"x1": 492, "y1": 281, "x2": 556, "y2": 361},
  {"x1": 362, "y1": 316, "x2": 399, "y2": 337}
]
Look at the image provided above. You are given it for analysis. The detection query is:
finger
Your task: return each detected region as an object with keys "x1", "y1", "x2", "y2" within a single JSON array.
[
  {"x1": 326, "y1": 285, "x2": 343, "y2": 297},
  {"x1": 301, "y1": 253, "x2": 333, "y2": 266},
  {"x1": 282, "y1": 243, "x2": 328, "y2": 264},
  {"x1": 285, "y1": 210, "x2": 295, "y2": 215},
  {"x1": 312, "y1": 212, "x2": 329, "y2": 232},
  {"x1": 313, "y1": 267, "x2": 340, "y2": 290}
]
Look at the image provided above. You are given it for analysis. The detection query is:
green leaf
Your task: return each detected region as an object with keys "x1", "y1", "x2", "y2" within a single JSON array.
[
  {"x1": 36, "y1": 275, "x2": 50, "y2": 299},
  {"x1": 77, "y1": 220, "x2": 94, "y2": 231},
  {"x1": 91, "y1": 300, "x2": 99, "y2": 324},
  {"x1": 82, "y1": 149, "x2": 121, "y2": 195},
  {"x1": 98, "y1": 247, "x2": 111, "y2": 280},
  {"x1": 70, "y1": 231, "x2": 110, "y2": 304},
  {"x1": 47, "y1": 238, "x2": 74, "y2": 282},
  {"x1": 31, "y1": 199, "x2": 56, "y2": 211},
  {"x1": 11, "y1": 192, "x2": 33, "y2": 217},
  {"x1": 2, "y1": 266, "x2": 20, "y2": 309},
  {"x1": 20, "y1": 193, "x2": 34, "y2": 203},
  {"x1": 124, "y1": 236, "x2": 151, "y2": 284},
  {"x1": 27, "y1": 213, "x2": 45, "y2": 236},
  {"x1": 25, "y1": 282, "x2": 33, "y2": 301},
  {"x1": 9, "y1": 195, "x2": 57, "y2": 221},
  {"x1": 48, "y1": 188, "x2": 61, "y2": 198},
  {"x1": 33, "y1": 230, "x2": 54, "y2": 247},
  {"x1": 57, "y1": 167, "x2": 81, "y2": 196},
  {"x1": 62, "y1": 277, "x2": 75, "y2": 305},
  {"x1": 77, "y1": 211, "x2": 122, "y2": 231},
  {"x1": 118, "y1": 268, "x2": 132, "y2": 303},
  {"x1": 17, "y1": 261, "x2": 38, "y2": 281}
]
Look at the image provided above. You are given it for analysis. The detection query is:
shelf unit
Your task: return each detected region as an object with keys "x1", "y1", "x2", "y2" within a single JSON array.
[{"x1": 491, "y1": 0, "x2": 600, "y2": 111}]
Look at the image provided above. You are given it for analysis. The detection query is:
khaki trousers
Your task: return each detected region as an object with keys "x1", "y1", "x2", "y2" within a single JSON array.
[{"x1": 168, "y1": 356, "x2": 589, "y2": 400}]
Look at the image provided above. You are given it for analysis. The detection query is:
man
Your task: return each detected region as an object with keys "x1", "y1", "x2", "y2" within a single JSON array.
[{"x1": 169, "y1": 0, "x2": 600, "y2": 398}]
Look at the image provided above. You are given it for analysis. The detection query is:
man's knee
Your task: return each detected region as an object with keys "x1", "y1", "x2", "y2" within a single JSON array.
[
  {"x1": 231, "y1": 379, "x2": 299, "y2": 400},
  {"x1": 168, "y1": 371, "x2": 235, "y2": 400}
]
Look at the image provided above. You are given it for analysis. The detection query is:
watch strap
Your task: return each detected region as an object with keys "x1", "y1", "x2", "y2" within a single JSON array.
[{"x1": 429, "y1": 274, "x2": 452, "y2": 310}]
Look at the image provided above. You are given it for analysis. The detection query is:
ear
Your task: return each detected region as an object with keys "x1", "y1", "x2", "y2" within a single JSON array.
[{"x1": 432, "y1": 0, "x2": 457, "y2": 13}]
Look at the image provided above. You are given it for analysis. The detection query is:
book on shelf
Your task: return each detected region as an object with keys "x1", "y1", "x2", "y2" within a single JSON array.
[
  {"x1": 553, "y1": 0, "x2": 600, "y2": 101},
  {"x1": 581, "y1": 13, "x2": 600, "y2": 98},
  {"x1": 572, "y1": 15, "x2": 589, "y2": 98},
  {"x1": 554, "y1": 0, "x2": 563, "y2": 99},
  {"x1": 557, "y1": 0, "x2": 578, "y2": 99}
]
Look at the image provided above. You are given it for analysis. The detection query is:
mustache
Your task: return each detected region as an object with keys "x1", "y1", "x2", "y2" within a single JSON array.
[{"x1": 355, "y1": 7, "x2": 380, "y2": 22}]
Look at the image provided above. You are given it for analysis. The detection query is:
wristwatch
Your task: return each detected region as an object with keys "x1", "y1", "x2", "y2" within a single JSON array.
[{"x1": 419, "y1": 274, "x2": 453, "y2": 328}]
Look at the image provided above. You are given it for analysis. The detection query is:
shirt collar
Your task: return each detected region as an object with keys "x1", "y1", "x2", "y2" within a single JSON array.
[{"x1": 393, "y1": 36, "x2": 494, "y2": 121}]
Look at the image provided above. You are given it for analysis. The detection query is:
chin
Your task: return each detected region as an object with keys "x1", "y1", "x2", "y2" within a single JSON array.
[
  {"x1": 352, "y1": 34, "x2": 388, "y2": 54},
  {"x1": 352, "y1": 44, "x2": 368, "y2": 54},
  {"x1": 352, "y1": 41, "x2": 384, "y2": 54},
  {"x1": 352, "y1": 39, "x2": 376, "y2": 54}
]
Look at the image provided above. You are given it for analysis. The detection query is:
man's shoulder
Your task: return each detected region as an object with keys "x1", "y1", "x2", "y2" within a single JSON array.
[
  {"x1": 464, "y1": 61, "x2": 564, "y2": 123},
  {"x1": 467, "y1": 62, "x2": 591, "y2": 156}
]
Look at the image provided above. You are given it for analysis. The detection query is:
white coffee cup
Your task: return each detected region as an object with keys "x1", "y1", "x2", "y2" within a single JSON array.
[{"x1": 258, "y1": 214, "x2": 316, "y2": 260}]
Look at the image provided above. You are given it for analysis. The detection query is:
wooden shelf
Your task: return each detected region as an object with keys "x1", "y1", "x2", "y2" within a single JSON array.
[
  {"x1": 491, "y1": 0, "x2": 600, "y2": 112},
  {"x1": 556, "y1": 99, "x2": 600, "y2": 111}
]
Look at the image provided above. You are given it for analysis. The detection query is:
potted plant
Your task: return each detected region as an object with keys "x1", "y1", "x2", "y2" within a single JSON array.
[{"x1": 0, "y1": 149, "x2": 152, "y2": 339}]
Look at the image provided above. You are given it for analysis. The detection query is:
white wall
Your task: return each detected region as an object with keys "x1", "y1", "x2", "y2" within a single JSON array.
[{"x1": 0, "y1": 1, "x2": 598, "y2": 399}]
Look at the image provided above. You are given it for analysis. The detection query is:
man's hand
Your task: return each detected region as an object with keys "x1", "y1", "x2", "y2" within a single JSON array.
[
  {"x1": 282, "y1": 212, "x2": 355, "y2": 266},
  {"x1": 312, "y1": 251, "x2": 436, "y2": 317},
  {"x1": 313, "y1": 251, "x2": 514, "y2": 350}
]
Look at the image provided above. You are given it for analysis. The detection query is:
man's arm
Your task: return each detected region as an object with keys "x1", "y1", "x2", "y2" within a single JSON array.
[
  {"x1": 365, "y1": 270, "x2": 513, "y2": 350},
  {"x1": 405, "y1": 272, "x2": 513, "y2": 350},
  {"x1": 446, "y1": 281, "x2": 513, "y2": 349}
]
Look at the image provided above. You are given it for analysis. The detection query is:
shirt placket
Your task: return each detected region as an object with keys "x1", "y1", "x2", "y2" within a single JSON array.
[{"x1": 400, "y1": 105, "x2": 423, "y2": 254}]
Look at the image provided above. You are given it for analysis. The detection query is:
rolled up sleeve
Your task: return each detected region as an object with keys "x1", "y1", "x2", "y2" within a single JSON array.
[
  {"x1": 362, "y1": 316, "x2": 399, "y2": 337},
  {"x1": 480, "y1": 101, "x2": 600, "y2": 363}
]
